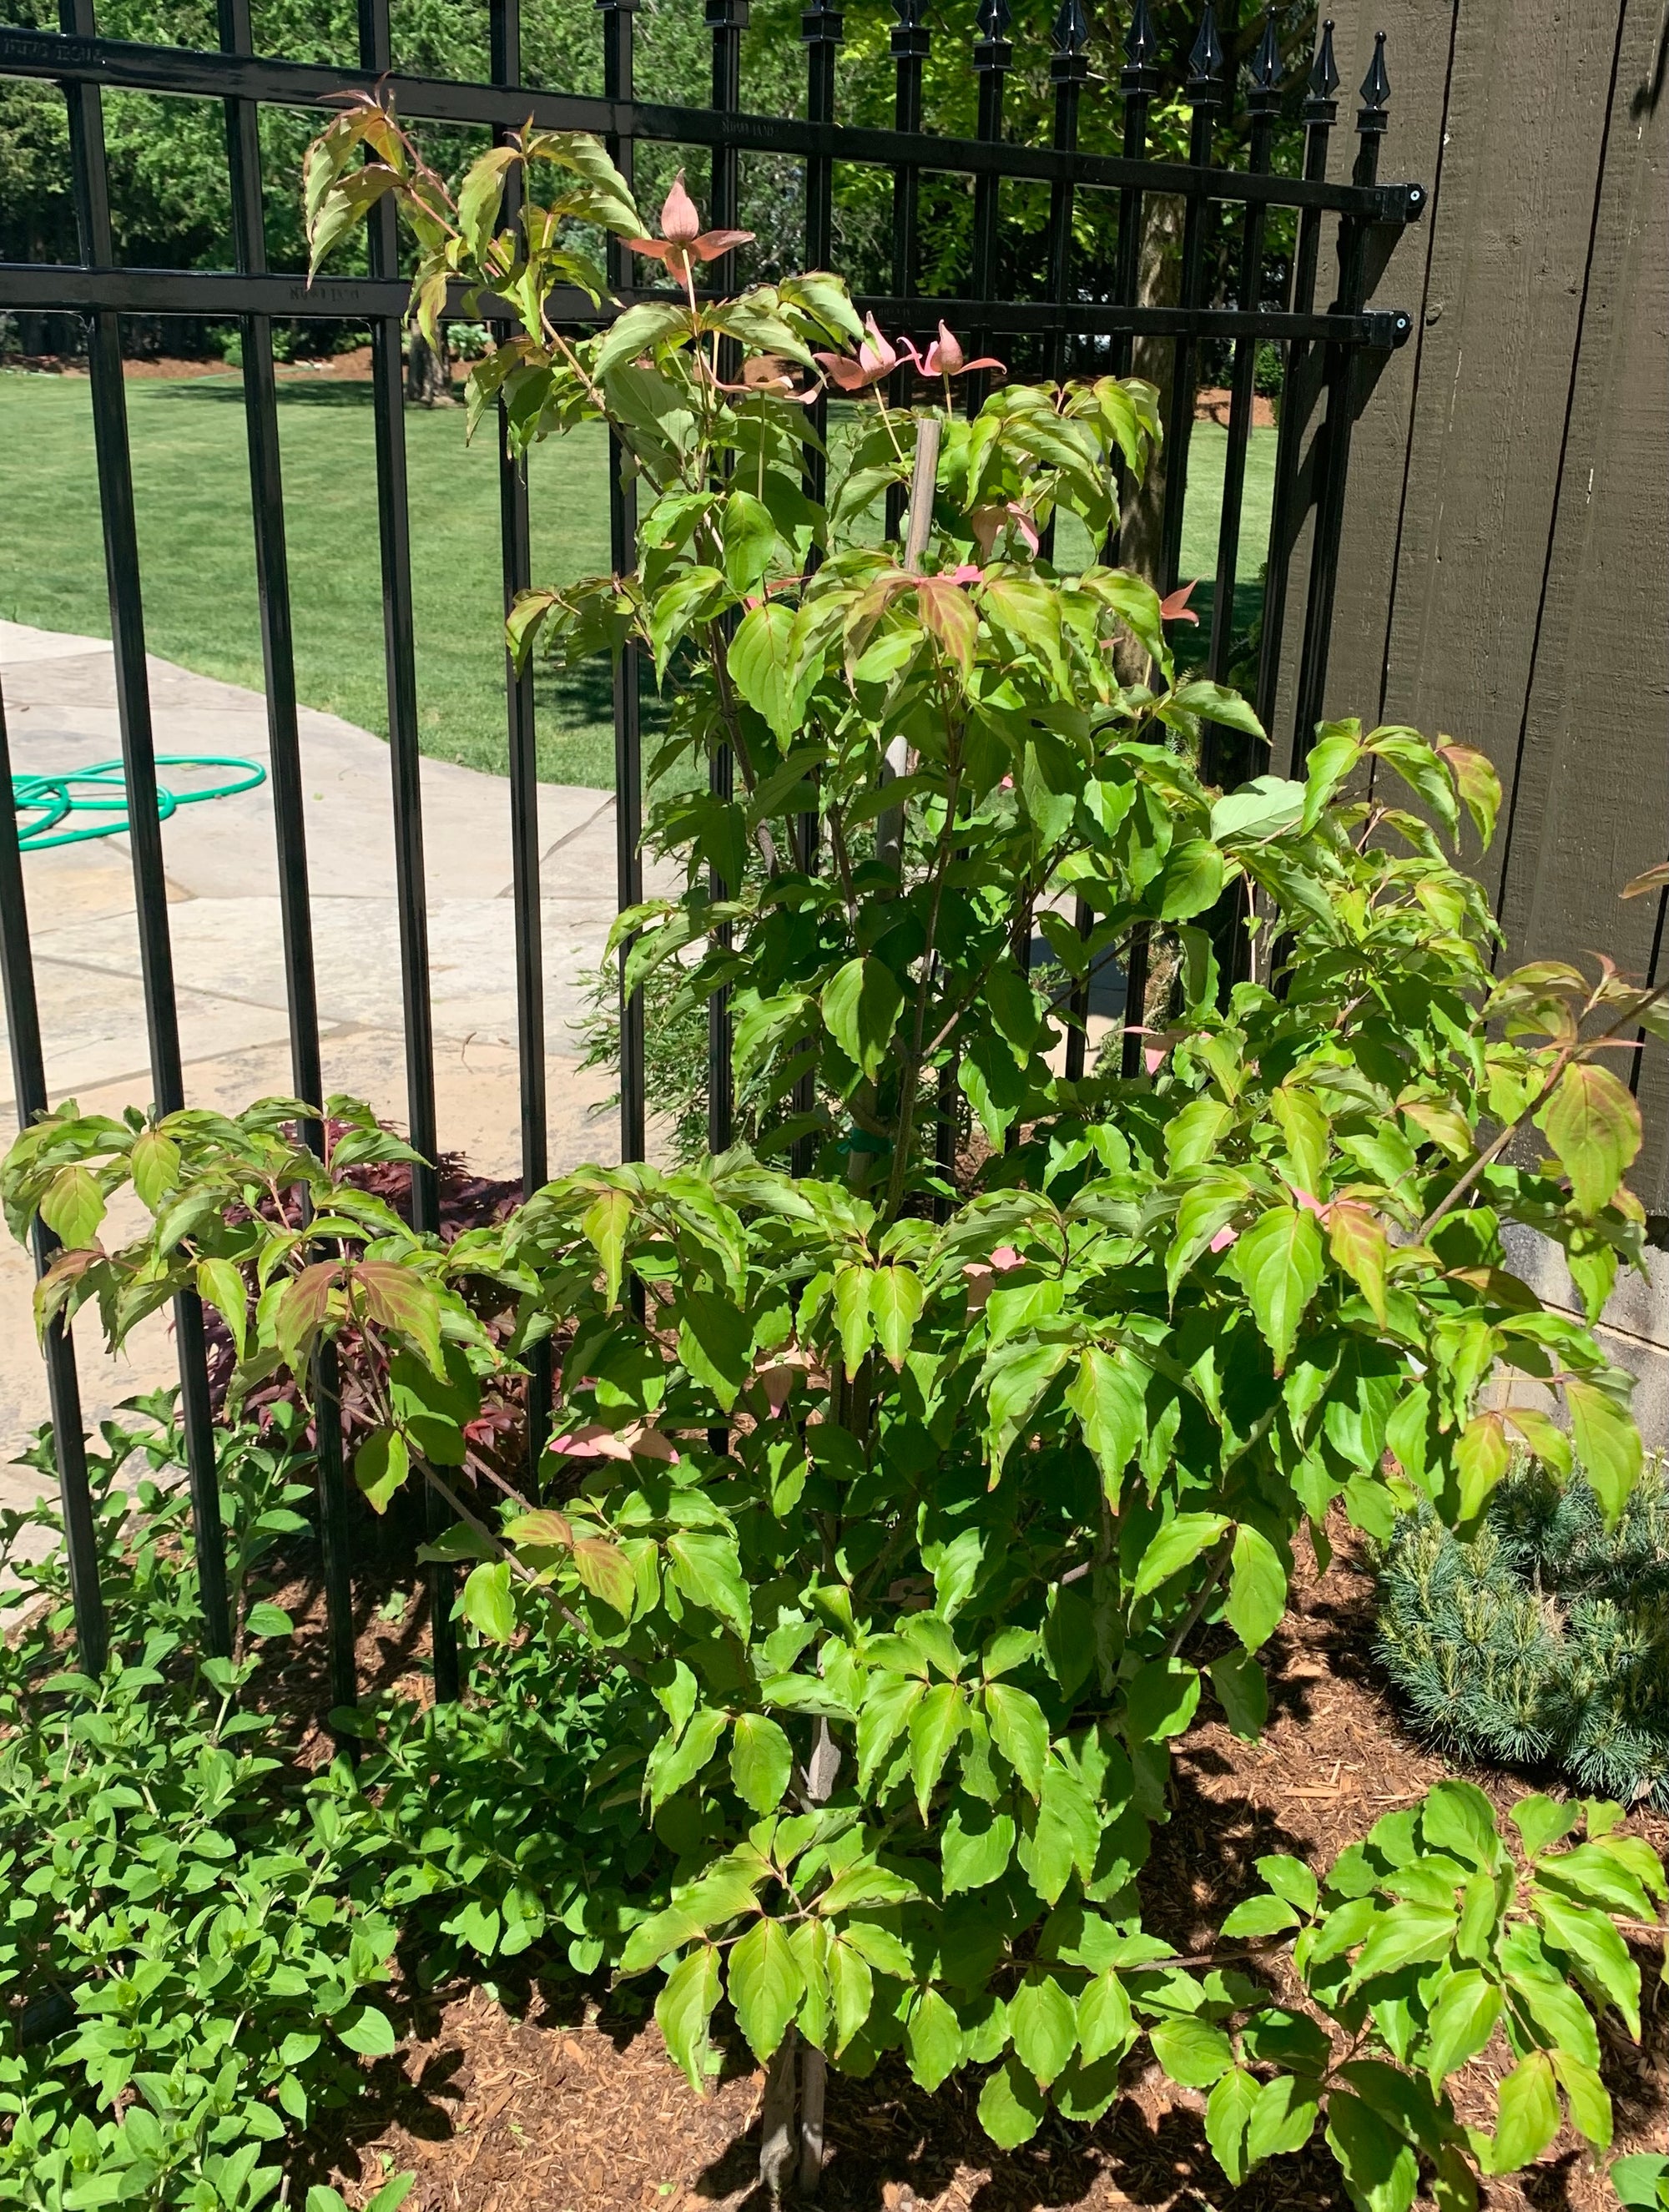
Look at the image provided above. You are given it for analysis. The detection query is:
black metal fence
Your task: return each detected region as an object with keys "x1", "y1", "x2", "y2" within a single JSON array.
[{"x1": 0, "y1": 0, "x2": 1421, "y2": 1702}]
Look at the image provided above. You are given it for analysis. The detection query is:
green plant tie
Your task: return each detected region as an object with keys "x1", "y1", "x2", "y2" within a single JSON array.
[{"x1": 13, "y1": 755, "x2": 266, "y2": 849}]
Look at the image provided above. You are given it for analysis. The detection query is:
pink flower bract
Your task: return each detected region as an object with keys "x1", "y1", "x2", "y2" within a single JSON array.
[{"x1": 625, "y1": 169, "x2": 754, "y2": 284}]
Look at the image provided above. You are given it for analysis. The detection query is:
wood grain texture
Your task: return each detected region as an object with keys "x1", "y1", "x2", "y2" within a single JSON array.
[
  {"x1": 1366, "y1": 0, "x2": 1623, "y2": 764},
  {"x1": 1276, "y1": 0, "x2": 1454, "y2": 751},
  {"x1": 1496, "y1": 4, "x2": 1669, "y2": 1207}
]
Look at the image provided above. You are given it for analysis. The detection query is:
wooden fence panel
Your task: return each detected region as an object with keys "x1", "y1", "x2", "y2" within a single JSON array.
[{"x1": 1321, "y1": 0, "x2": 1669, "y2": 1212}]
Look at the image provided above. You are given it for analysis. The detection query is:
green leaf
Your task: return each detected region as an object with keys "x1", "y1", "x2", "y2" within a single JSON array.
[
  {"x1": 573, "y1": 1535, "x2": 638, "y2": 1618},
  {"x1": 1206, "y1": 2066, "x2": 1262, "y2": 2187},
  {"x1": 1566, "y1": 1376, "x2": 1641, "y2": 1527},
  {"x1": 1125, "y1": 1658, "x2": 1201, "y2": 1742},
  {"x1": 1329, "y1": 1203, "x2": 1389, "y2": 1328},
  {"x1": 1209, "y1": 1649, "x2": 1268, "y2": 1739},
  {"x1": 1423, "y1": 1968, "x2": 1500, "y2": 2084},
  {"x1": 1231, "y1": 1205, "x2": 1325, "y2": 1373},
  {"x1": 1551, "y1": 2048, "x2": 1611, "y2": 2152},
  {"x1": 977, "y1": 2055, "x2": 1046, "y2": 2147},
  {"x1": 582, "y1": 1187, "x2": 633, "y2": 1308},
  {"x1": 644, "y1": 1706, "x2": 728, "y2": 1811},
  {"x1": 1455, "y1": 1413, "x2": 1510, "y2": 1522},
  {"x1": 1611, "y1": 2157, "x2": 1669, "y2": 2212},
  {"x1": 657, "y1": 1945, "x2": 722, "y2": 2091},
  {"x1": 1421, "y1": 1780, "x2": 1500, "y2": 1871},
  {"x1": 335, "y1": 2003, "x2": 397, "y2": 2058},
  {"x1": 870, "y1": 1266, "x2": 925, "y2": 1370},
  {"x1": 729, "y1": 1713, "x2": 794, "y2": 1816},
  {"x1": 942, "y1": 1798, "x2": 1016, "y2": 1895},
  {"x1": 129, "y1": 1128, "x2": 180, "y2": 1210},
  {"x1": 461, "y1": 1559, "x2": 517, "y2": 1644},
  {"x1": 1151, "y1": 2018, "x2": 1233, "y2": 2089},
  {"x1": 909, "y1": 1683, "x2": 967, "y2": 1816},
  {"x1": 1077, "y1": 1969, "x2": 1135, "y2": 2066},
  {"x1": 835, "y1": 1917, "x2": 914, "y2": 1978},
  {"x1": 1532, "y1": 1887, "x2": 1640, "y2": 2035},
  {"x1": 1226, "y1": 1524, "x2": 1286, "y2": 1652},
  {"x1": 1326, "y1": 2091, "x2": 1419, "y2": 2212},
  {"x1": 245, "y1": 1600, "x2": 293, "y2": 1639},
  {"x1": 1221, "y1": 1892, "x2": 1300, "y2": 1937},
  {"x1": 354, "y1": 1427, "x2": 411, "y2": 1514},
  {"x1": 677, "y1": 1291, "x2": 753, "y2": 1412},
  {"x1": 1066, "y1": 1345, "x2": 1146, "y2": 1505},
  {"x1": 666, "y1": 1530, "x2": 752, "y2": 1638},
  {"x1": 196, "y1": 1256, "x2": 249, "y2": 1363},
  {"x1": 905, "y1": 1985, "x2": 966, "y2": 2094},
  {"x1": 1247, "y1": 2073, "x2": 1321, "y2": 2162},
  {"x1": 355, "y1": 1260, "x2": 445, "y2": 1377},
  {"x1": 1258, "y1": 1854, "x2": 1320, "y2": 1916},
  {"x1": 820, "y1": 955, "x2": 904, "y2": 1081},
  {"x1": 1510, "y1": 1794, "x2": 1581, "y2": 1860},
  {"x1": 1009, "y1": 1969, "x2": 1077, "y2": 2086},
  {"x1": 983, "y1": 1682, "x2": 1049, "y2": 1798},
  {"x1": 1349, "y1": 1901, "x2": 1457, "y2": 1986},
  {"x1": 41, "y1": 1163, "x2": 104, "y2": 1248},
  {"x1": 1540, "y1": 1061, "x2": 1641, "y2": 1215},
  {"x1": 1490, "y1": 2049, "x2": 1561, "y2": 2174},
  {"x1": 597, "y1": 300, "x2": 694, "y2": 379},
  {"x1": 1210, "y1": 774, "x2": 1305, "y2": 844},
  {"x1": 829, "y1": 1937, "x2": 875, "y2": 2053},
  {"x1": 727, "y1": 1917, "x2": 804, "y2": 2062},
  {"x1": 721, "y1": 487, "x2": 777, "y2": 595},
  {"x1": 1132, "y1": 1511, "x2": 1229, "y2": 1600}
]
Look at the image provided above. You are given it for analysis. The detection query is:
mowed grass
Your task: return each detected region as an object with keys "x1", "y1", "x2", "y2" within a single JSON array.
[{"x1": 0, "y1": 368, "x2": 1274, "y2": 792}]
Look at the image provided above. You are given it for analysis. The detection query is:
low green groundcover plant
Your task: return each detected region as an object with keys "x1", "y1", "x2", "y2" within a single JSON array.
[
  {"x1": 0, "y1": 1398, "x2": 667, "y2": 2209},
  {"x1": 1377, "y1": 1454, "x2": 1669, "y2": 1809},
  {"x1": 8, "y1": 107, "x2": 1669, "y2": 2210}
]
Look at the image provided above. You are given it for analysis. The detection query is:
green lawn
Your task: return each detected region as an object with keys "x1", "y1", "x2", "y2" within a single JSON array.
[{"x1": 0, "y1": 369, "x2": 1273, "y2": 792}]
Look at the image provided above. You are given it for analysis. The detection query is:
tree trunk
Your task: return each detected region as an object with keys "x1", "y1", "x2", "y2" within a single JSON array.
[
  {"x1": 759, "y1": 2032, "x2": 799, "y2": 2203},
  {"x1": 1114, "y1": 194, "x2": 1187, "y2": 683},
  {"x1": 406, "y1": 326, "x2": 452, "y2": 406}
]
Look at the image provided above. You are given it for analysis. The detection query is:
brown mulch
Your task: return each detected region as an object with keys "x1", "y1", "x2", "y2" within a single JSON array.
[
  {"x1": 275, "y1": 1515, "x2": 1666, "y2": 2212},
  {"x1": 1193, "y1": 387, "x2": 1277, "y2": 431},
  {"x1": 7, "y1": 349, "x2": 383, "y2": 382}
]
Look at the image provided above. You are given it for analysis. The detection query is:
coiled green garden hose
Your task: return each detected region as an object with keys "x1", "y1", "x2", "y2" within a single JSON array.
[{"x1": 13, "y1": 756, "x2": 266, "y2": 850}]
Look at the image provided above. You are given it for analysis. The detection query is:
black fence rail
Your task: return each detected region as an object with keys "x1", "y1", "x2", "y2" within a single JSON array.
[{"x1": 0, "y1": 0, "x2": 1420, "y2": 1702}]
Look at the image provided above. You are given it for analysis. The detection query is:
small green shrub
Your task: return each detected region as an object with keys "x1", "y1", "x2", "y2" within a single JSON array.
[
  {"x1": 0, "y1": 1399, "x2": 668, "y2": 2205},
  {"x1": 1377, "y1": 1454, "x2": 1669, "y2": 1807}
]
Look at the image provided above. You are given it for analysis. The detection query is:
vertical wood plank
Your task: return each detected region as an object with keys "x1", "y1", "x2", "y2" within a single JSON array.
[
  {"x1": 1360, "y1": 0, "x2": 1626, "y2": 777},
  {"x1": 1497, "y1": 8, "x2": 1669, "y2": 1208}
]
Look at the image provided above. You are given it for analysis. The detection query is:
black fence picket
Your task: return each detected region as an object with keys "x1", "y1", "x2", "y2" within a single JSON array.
[{"x1": 0, "y1": 1, "x2": 1421, "y2": 1696}]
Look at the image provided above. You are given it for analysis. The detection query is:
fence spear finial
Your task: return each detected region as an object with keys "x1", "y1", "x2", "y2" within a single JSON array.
[
  {"x1": 892, "y1": 0, "x2": 925, "y2": 27},
  {"x1": 976, "y1": 0, "x2": 1012, "y2": 41},
  {"x1": 1052, "y1": 0, "x2": 1090, "y2": 55},
  {"x1": 1359, "y1": 28, "x2": 1391, "y2": 117},
  {"x1": 1188, "y1": 2, "x2": 1224, "y2": 90},
  {"x1": 1251, "y1": 8, "x2": 1282, "y2": 93},
  {"x1": 1123, "y1": 0, "x2": 1157, "y2": 70},
  {"x1": 1308, "y1": 15, "x2": 1341, "y2": 102}
]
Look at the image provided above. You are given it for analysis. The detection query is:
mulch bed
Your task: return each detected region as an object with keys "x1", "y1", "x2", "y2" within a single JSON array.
[{"x1": 273, "y1": 1517, "x2": 1667, "y2": 2212}]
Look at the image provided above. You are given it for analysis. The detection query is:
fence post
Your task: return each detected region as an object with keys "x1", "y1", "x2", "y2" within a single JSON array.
[
  {"x1": 0, "y1": 680, "x2": 107, "y2": 1677},
  {"x1": 56, "y1": 0, "x2": 232, "y2": 1662}
]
